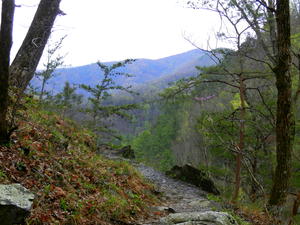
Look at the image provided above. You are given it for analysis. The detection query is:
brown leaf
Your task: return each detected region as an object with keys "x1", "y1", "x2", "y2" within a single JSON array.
[{"x1": 54, "y1": 186, "x2": 66, "y2": 198}]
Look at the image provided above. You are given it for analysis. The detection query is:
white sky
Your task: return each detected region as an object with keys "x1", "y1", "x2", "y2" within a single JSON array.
[{"x1": 11, "y1": 0, "x2": 221, "y2": 67}]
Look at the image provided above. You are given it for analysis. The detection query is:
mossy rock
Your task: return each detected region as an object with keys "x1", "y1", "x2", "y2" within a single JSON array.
[{"x1": 166, "y1": 164, "x2": 220, "y2": 195}]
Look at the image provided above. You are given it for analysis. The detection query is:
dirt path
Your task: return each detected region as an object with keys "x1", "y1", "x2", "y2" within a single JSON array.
[{"x1": 100, "y1": 148, "x2": 237, "y2": 225}]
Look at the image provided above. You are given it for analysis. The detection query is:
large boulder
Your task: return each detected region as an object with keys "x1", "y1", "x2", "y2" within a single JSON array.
[
  {"x1": 0, "y1": 183, "x2": 35, "y2": 225},
  {"x1": 118, "y1": 145, "x2": 135, "y2": 159},
  {"x1": 97, "y1": 144, "x2": 135, "y2": 159},
  {"x1": 166, "y1": 165, "x2": 220, "y2": 195},
  {"x1": 160, "y1": 211, "x2": 238, "y2": 225}
]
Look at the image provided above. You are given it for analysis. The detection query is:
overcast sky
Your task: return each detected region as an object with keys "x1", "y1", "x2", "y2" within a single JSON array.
[{"x1": 11, "y1": 0, "x2": 221, "y2": 67}]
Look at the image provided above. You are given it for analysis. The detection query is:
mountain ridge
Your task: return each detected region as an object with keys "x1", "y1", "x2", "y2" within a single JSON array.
[{"x1": 32, "y1": 49, "x2": 215, "y2": 95}]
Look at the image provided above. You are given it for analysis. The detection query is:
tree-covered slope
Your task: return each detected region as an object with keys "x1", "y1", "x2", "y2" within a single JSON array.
[{"x1": 31, "y1": 49, "x2": 215, "y2": 94}]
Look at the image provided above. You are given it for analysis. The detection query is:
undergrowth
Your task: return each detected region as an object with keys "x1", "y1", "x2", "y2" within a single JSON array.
[
  {"x1": 0, "y1": 99, "x2": 159, "y2": 224},
  {"x1": 206, "y1": 193, "x2": 278, "y2": 225}
]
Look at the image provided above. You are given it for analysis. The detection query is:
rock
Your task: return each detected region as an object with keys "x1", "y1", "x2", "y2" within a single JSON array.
[
  {"x1": 166, "y1": 165, "x2": 220, "y2": 195},
  {"x1": 188, "y1": 199, "x2": 212, "y2": 208},
  {"x1": 119, "y1": 145, "x2": 135, "y2": 159},
  {"x1": 98, "y1": 144, "x2": 135, "y2": 159},
  {"x1": 160, "y1": 211, "x2": 238, "y2": 225},
  {"x1": 152, "y1": 206, "x2": 176, "y2": 213},
  {"x1": 0, "y1": 183, "x2": 35, "y2": 225}
]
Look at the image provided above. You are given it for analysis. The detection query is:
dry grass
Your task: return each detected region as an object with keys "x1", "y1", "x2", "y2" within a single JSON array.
[{"x1": 0, "y1": 101, "x2": 159, "y2": 224}]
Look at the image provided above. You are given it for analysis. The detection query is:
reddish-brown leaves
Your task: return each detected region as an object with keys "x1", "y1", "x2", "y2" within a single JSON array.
[
  {"x1": 52, "y1": 186, "x2": 66, "y2": 198},
  {"x1": 0, "y1": 106, "x2": 158, "y2": 224}
]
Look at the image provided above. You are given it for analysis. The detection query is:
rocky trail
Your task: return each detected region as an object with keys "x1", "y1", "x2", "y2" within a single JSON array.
[{"x1": 100, "y1": 147, "x2": 239, "y2": 225}]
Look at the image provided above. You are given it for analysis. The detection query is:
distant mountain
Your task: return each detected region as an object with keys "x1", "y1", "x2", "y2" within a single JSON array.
[{"x1": 31, "y1": 49, "x2": 215, "y2": 95}]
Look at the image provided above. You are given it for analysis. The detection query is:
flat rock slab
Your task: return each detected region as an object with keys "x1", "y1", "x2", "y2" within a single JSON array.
[
  {"x1": 0, "y1": 183, "x2": 35, "y2": 225},
  {"x1": 160, "y1": 211, "x2": 238, "y2": 225}
]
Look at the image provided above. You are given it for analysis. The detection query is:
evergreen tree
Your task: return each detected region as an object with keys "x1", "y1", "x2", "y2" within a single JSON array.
[
  {"x1": 36, "y1": 36, "x2": 66, "y2": 100},
  {"x1": 81, "y1": 59, "x2": 137, "y2": 138},
  {"x1": 55, "y1": 82, "x2": 82, "y2": 118}
]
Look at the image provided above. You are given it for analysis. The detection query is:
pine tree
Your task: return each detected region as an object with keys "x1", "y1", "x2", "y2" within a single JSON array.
[{"x1": 81, "y1": 60, "x2": 137, "y2": 138}]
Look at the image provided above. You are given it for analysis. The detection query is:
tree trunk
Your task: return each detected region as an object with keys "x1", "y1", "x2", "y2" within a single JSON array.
[
  {"x1": 0, "y1": 0, "x2": 15, "y2": 144},
  {"x1": 269, "y1": 0, "x2": 294, "y2": 206},
  {"x1": 250, "y1": 155, "x2": 258, "y2": 202},
  {"x1": 39, "y1": 78, "x2": 46, "y2": 100},
  {"x1": 233, "y1": 74, "x2": 246, "y2": 202},
  {"x1": 267, "y1": 0, "x2": 277, "y2": 56},
  {"x1": 10, "y1": 0, "x2": 62, "y2": 93}
]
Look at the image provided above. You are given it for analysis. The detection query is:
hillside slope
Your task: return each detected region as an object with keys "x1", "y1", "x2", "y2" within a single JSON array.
[{"x1": 0, "y1": 99, "x2": 158, "y2": 224}]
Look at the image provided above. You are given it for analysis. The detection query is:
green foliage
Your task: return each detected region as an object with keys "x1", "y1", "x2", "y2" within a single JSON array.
[
  {"x1": 154, "y1": 33, "x2": 277, "y2": 207},
  {"x1": 160, "y1": 76, "x2": 201, "y2": 99},
  {"x1": 60, "y1": 198, "x2": 70, "y2": 211},
  {"x1": 206, "y1": 193, "x2": 222, "y2": 202},
  {"x1": 80, "y1": 59, "x2": 138, "y2": 139},
  {"x1": 54, "y1": 81, "x2": 83, "y2": 118},
  {"x1": 0, "y1": 169, "x2": 7, "y2": 182},
  {"x1": 226, "y1": 210, "x2": 251, "y2": 225},
  {"x1": 292, "y1": 215, "x2": 300, "y2": 225},
  {"x1": 35, "y1": 35, "x2": 67, "y2": 100},
  {"x1": 291, "y1": 32, "x2": 300, "y2": 49},
  {"x1": 230, "y1": 93, "x2": 248, "y2": 109},
  {"x1": 131, "y1": 103, "x2": 178, "y2": 171},
  {"x1": 291, "y1": 119, "x2": 300, "y2": 189}
]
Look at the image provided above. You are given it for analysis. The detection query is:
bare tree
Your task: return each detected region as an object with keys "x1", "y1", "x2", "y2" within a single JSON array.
[
  {"x1": 187, "y1": 0, "x2": 294, "y2": 207},
  {"x1": 0, "y1": 0, "x2": 15, "y2": 144},
  {"x1": 185, "y1": 0, "x2": 271, "y2": 203},
  {"x1": 36, "y1": 35, "x2": 66, "y2": 100},
  {"x1": 10, "y1": 0, "x2": 64, "y2": 93}
]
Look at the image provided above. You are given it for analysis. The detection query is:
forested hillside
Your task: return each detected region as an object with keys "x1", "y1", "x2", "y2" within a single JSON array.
[
  {"x1": 116, "y1": 1, "x2": 300, "y2": 224},
  {"x1": 30, "y1": 49, "x2": 215, "y2": 95}
]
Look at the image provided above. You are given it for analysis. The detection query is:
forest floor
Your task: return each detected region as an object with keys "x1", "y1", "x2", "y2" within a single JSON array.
[
  {"x1": 0, "y1": 102, "x2": 160, "y2": 225},
  {"x1": 100, "y1": 148, "x2": 246, "y2": 225}
]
